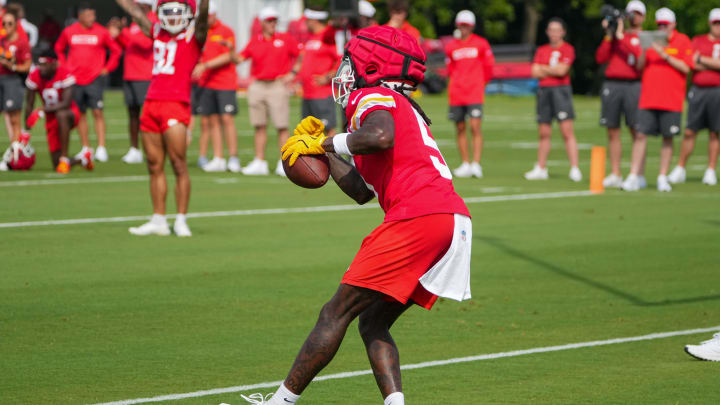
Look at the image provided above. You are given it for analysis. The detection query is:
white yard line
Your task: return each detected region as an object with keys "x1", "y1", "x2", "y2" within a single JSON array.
[
  {"x1": 90, "y1": 325, "x2": 720, "y2": 405},
  {"x1": 0, "y1": 191, "x2": 592, "y2": 229},
  {"x1": 0, "y1": 176, "x2": 148, "y2": 187}
]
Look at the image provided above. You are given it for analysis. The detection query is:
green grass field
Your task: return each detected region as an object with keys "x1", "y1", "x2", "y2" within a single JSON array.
[{"x1": 1, "y1": 91, "x2": 719, "y2": 405}]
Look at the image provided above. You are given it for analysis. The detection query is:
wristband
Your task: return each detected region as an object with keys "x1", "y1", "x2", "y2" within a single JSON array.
[{"x1": 332, "y1": 133, "x2": 353, "y2": 155}]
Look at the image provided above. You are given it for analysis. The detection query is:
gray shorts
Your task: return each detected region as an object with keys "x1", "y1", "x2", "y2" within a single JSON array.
[
  {"x1": 448, "y1": 104, "x2": 483, "y2": 122},
  {"x1": 536, "y1": 85, "x2": 575, "y2": 123},
  {"x1": 686, "y1": 86, "x2": 720, "y2": 133},
  {"x1": 600, "y1": 80, "x2": 641, "y2": 129},
  {"x1": 74, "y1": 75, "x2": 106, "y2": 112},
  {"x1": 123, "y1": 80, "x2": 150, "y2": 108},
  {"x1": 196, "y1": 87, "x2": 238, "y2": 116},
  {"x1": 636, "y1": 109, "x2": 682, "y2": 137},
  {"x1": 0, "y1": 75, "x2": 24, "y2": 111},
  {"x1": 301, "y1": 97, "x2": 337, "y2": 130}
]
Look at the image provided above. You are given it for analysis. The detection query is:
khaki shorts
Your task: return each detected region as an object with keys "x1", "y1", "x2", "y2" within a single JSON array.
[{"x1": 248, "y1": 79, "x2": 290, "y2": 129}]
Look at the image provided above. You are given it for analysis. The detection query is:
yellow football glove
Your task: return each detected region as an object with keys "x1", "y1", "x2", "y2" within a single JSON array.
[
  {"x1": 281, "y1": 133, "x2": 326, "y2": 166},
  {"x1": 294, "y1": 116, "x2": 325, "y2": 137}
]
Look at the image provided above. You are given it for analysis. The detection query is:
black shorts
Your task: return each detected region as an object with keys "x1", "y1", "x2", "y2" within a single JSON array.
[
  {"x1": 191, "y1": 85, "x2": 202, "y2": 115},
  {"x1": 196, "y1": 87, "x2": 238, "y2": 116},
  {"x1": 536, "y1": 85, "x2": 575, "y2": 123},
  {"x1": 0, "y1": 75, "x2": 24, "y2": 111},
  {"x1": 448, "y1": 104, "x2": 483, "y2": 123},
  {"x1": 636, "y1": 109, "x2": 682, "y2": 138},
  {"x1": 301, "y1": 97, "x2": 337, "y2": 130},
  {"x1": 123, "y1": 80, "x2": 150, "y2": 108},
  {"x1": 73, "y1": 75, "x2": 107, "y2": 112},
  {"x1": 600, "y1": 80, "x2": 641, "y2": 128},
  {"x1": 686, "y1": 86, "x2": 720, "y2": 133}
]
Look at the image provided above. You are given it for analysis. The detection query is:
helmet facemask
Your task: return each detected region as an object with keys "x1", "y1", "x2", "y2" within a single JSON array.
[
  {"x1": 332, "y1": 56, "x2": 356, "y2": 108},
  {"x1": 158, "y1": 2, "x2": 193, "y2": 34}
]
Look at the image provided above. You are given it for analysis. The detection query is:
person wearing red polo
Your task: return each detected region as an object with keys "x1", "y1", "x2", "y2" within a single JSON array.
[
  {"x1": 55, "y1": 2, "x2": 122, "y2": 163},
  {"x1": 622, "y1": 8, "x2": 692, "y2": 192},
  {"x1": 526, "y1": 18, "x2": 581, "y2": 182},
  {"x1": 385, "y1": 0, "x2": 420, "y2": 42},
  {"x1": 668, "y1": 8, "x2": 720, "y2": 187},
  {"x1": 445, "y1": 10, "x2": 494, "y2": 179},
  {"x1": 0, "y1": 9, "x2": 31, "y2": 143},
  {"x1": 235, "y1": 6, "x2": 299, "y2": 176}
]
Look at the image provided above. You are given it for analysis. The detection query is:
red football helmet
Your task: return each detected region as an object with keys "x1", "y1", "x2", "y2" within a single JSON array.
[
  {"x1": 155, "y1": 0, "x2": 197, "y2": 34},
  {"x1": 333, "y1": 25, "x2": 426, "y2": 107},
  {"x1": 3, "y1": 141, "x2": 36, "y2": 170}
]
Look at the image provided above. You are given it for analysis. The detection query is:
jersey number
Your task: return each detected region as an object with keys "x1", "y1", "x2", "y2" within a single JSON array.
[
  {"x1": 153, "y1": 40, "x2": 177, "y2": 75},
  {"x1": 42, "y1": 88, "x2": 60, "y2": 107},
  {"x1": 549, "y1": 50, "x2": 561, "y2": 67},
  {"x1": 412, "y1": 108, "x2": 452, "y2": 180},
  {"x1": 713, "y1": 44, "x2": 720, "y2": 60}
]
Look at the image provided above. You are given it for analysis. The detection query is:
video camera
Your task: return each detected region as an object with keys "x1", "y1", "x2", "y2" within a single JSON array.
[{"x1": 600, "y1": 4, "x2": 625, "y2": 36}]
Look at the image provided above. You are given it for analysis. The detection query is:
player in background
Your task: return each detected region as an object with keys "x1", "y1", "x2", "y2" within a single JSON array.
[
  {"x1": 685, "y1": 333, "x2": 720, "y2": 362},
  {"x1": 110, "y1": 0, "x2": 156, "y2": 165},
  {"x1": 595, "y1": 1, "x2": 645, "y2": 188},
  {"x1": 240, "y1": 26, "x2": 472, "y2": 405},
  {"x1": 191, "y1": 0, "x2": 240, "y2": 173},
  {"x1": 23, "y1": 49, "x2": 93, "y2": 173},
  {"x1": 445, "y1": 10, "x2": 494, "y2": 178},
  {"x1": 115, "y1": 0, "x2": 209, "y2": 237},
  {"x1": 0, "y1": 8, "x2": 31, "y2": 143},
  {"x1": 526, "y1": 18, "x2": 582, "y2": 182},
  {"x1": 233, "y1": 7, "x2": 299, "y2": 176},
  {"x1": 55, "y1": 2, "x2": 122, "y2": 163},
  {"x1": 667, "y1": 9, "x2": 720, "y2": 187},
  {"x1": 622, "y1": 8, "x2": 692, "y2": 192},
  {"x1": 385, "y1": 0, "x2": 420, "y2": 42},
  {"x1": 292, "y1": 8, "x2": 339, "y2": 137}
]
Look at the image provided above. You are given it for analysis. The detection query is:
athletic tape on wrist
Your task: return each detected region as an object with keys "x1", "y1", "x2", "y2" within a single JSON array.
[{"x1": 333, "y1": 133, "x2": 353, "y2": 155}]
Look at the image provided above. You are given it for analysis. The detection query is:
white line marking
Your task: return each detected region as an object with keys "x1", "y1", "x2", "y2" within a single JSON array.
[
  {"x1": 90, "y1": 325, "x2": 720, "y2": 405},
  {"x1": 0, "y1": 176, "x2": 147, "y2": 187},
  {"x1": 0, "y1": 191, "x2": 592, "y2": 229}
]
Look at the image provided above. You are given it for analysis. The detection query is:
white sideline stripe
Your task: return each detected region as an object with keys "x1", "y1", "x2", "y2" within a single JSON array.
[
  {"x1": 0, "y1": 176, "x2": 147, "y2": 187},
  {"x1": 0, "y1": 191, "x2": 592, "y2": 229},
  {"x1": 90, "y1": 325, "x2": 720, "y2": 405}
]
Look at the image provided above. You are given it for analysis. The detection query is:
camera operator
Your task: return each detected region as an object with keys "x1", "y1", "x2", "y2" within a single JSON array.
[{"x1": 596, "y1": 1, "x2": 646, "y2": 188}]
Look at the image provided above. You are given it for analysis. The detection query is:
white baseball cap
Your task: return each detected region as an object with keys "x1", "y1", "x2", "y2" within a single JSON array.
[
  {"x1": 304, "y1": 8, "x2": 329, "y2": 20},
  {"x1": 625, "y1": 1, "x2": 646, "y2": 16},
  {"x1": 135, "y1": 0, "x2": 154, "y2": 5},
  {"x1": 710, "y1": 8, "x2": 720, "y2": 23},
  {"x1": 258, "y1": 6, "x2": 279, "y2": 21},
  {"x1": 208, "y1": 0, "x2": 218, "y2": 15},
  {"x1": 655, "y1": 7, "x2": 676, "y2": 24},
  {"x1": 455, "y1": 10, "x2": 476, "y2": 26},
  {"x1": 359, "y1": 0, "x2": 376, "y2": 18}
]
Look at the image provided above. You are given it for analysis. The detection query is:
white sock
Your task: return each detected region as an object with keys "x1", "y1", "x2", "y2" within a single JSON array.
[
  {"x1": 175, "y1": 214, "x2": 186, "y2": 225},
  {"x1": 384, "y1": 392, "x2": 404, "y2": 405},
  {"x1": 150, "y1": 214, "x2": 167, "y2": 225},
  {"x1": 268, "y1": 384, "x2": 300, "y2": 404}
]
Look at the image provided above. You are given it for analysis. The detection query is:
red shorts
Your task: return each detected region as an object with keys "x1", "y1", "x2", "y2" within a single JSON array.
[
  {"x1": 140, "y1": 99, "x2": 191, "y2": 134},
  {"x1": 342, "y1": 214, "x2": 454, "y2": 310},
  {"x1": 45, "y1": 104, "x2": 80, "y2": 153}
]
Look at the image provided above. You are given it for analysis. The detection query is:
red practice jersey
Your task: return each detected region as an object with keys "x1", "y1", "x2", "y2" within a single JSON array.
[
  {"x1": 533, "y1": 42, "x2": 575, "y2": 87},
  {"x1": 240, "y1": 32, "x2": 300, "y2": 80},
  {"x1": 345, "y1": 86, "x2": 470, "y2": 222},
  {"x1": 54, "y1": 22, "x2": 121, "y2": 85},
  {"x1": 25, "y1": 66, "x2": 78, "y2": 115},
  {"x1": 299, "y1": 31, "x2": 339, "y2": 99},
  {"x1": 445, "y1": 34, "x2": 494, "y2": 105},
  {"x1": 595, "y1": 33, "x2": 642, "y2": 80},
  {"x1": 199, "y1": 19, "x2": 237, "y2": 90},
  {"x1": 692, "y1": 34, "x2": 720, "y2": 87},
  {"x1": 0, "y1": 34, "x2": 31, "y2": 76},
  {"x1": 146, "y1": 23, "x2": 202, "y2": 103},
  {"x1": 639, "y1": 30, "x2": 693, "y2": 112},
  {"x1": 117, "y1": 13, "x2": 157, "y2": 81}
]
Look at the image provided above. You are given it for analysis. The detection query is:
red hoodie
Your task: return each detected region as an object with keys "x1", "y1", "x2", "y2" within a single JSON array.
[{"x1": 55, "y1": 22, "x2": 122, "y2": 85}]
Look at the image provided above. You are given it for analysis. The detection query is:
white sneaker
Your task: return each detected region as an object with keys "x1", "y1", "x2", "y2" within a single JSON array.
[
  {"x1": 0, "y1": 160, "x2": 7, "y2": 171},
  {"x1": 569, "y1": 167, "x2": 582, "y2": 182},
  {"x1": 242, "y1": 158, "x2": 269, "y2": 175},
  {"x1": 702, "y1": 168, "x2": 717, "y2": 186},
  {"x1": 173, "y1": 220, "x2": 192, "y2": 237},
  {"x1": 203, "y1": 157, "x2": 227, "y2": 172},
  {"x1": 603, "y1": 173, "x2": 623, "y2": 188},
  {"x1": 129, "y1": 220, "x2": 170, "y2": 236},
  {"x1": 275, "y1": 160, "x2": 286, "y2": 177},
  {"x1": 657, "y1": 175, "x2": 672, "y2": 192},
  {"x1": 74, "y1": 146, "x2": 94, "y2": 162},
  {"x1": 638, "y1": 175, "x2": 647, "y2": 189},
  {"x1": 667, "y1": 166, "x2": 686, "y2": 184},
  {"x1": 470, "y1": 162, "x2": 483, "y2": 178},
  {"x1": 621, "y1": 174, "x2": 640, "y2": 191},
  {"x1": 240, "y1": 393, "x2": 273, "y2": 404},
  {"x1": 95, "y1": 146, "x2": 109, "y2": 162},
  {"x1": 453, "y1": 162, "x2": 472, "y2": 178},
  {"x1": 197, "y1": 156, "x2": 208, "y2": 168},
  {"x1": 685, "y1": 333, "x2": 720, "y2": 362},
  {"x1": 524, "y1": 164, "x2": 549, "y2": 180},
  {"x1": 228, "y1": 156, "x2": 242, "y2": 173},
  {"x1": 121, "y1": 147, "x2": 143, "y2": 164}
]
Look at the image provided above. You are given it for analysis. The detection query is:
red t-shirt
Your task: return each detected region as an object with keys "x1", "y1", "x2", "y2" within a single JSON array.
[
  {"x1": 639, "y1": 30, "x2": 693, "y2": 112},
  {"x1": 595, "y1": 33, "x2": 642, "y2": 80},
  {"x1": 117, "y1": 17, "x2": 155, "y2": 81},
  {"x1": 299, "y1": 31, "x2": 339, "y2": 99},
  {"x1": 54, "y1": 22, "x2": 122, "y2": 85},
  {"x1": 445, "y1": 34, "x2": 494, "y2": 105},
  {"x1": 199, "y1": 20, "x2": 237, "y2": 90},
  {"x1": 240, "y1": 33, "x2": 300, "y2": 81},
  {"x1": 145, "y1": 23, "x2": 202, "y2": 103},
  {"x1": 533, "y1": 42, "x2": 575, "y2": 87},
  {"x1": 25, "y1": 65, "x2": 79, "y2": 117},
  {"x1": 345, "y1": 86, "x2": 470, "y2": 222},
  {"x1": 692, "y1": 34, "x2": 720, "y2": 87},
  {"x1": 0, "y1": 34, "x2": 31, "y2": 76}
]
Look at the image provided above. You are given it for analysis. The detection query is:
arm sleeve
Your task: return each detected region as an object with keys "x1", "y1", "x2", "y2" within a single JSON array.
[
  {"x1": 482, "y1": 41, "x2": 495, "y2": 82},
  {"x1": 562, "y1": 46, "x2": 576, "y2": 65},
  {"x1": 348, "y1": 90, "x2": 397, "y2": 132},
  {"x1": 54, "y1": 29, "x2": 68, "y2": 66},
  {"x1": 25, "y1": 69, "x2": 38, "y2": 90},
  {"x1": 104, "y1": 30, "x2": 123, "y2": 72},
  {"x1": 595, "y1": 39, "x2": 612, "y2": 64},
  {"x1": 532, "y1": 48, "x2": 542, "y2": 64},
  {"x1": 681, "y1": 37, "x2": 695, "y2": 68}
]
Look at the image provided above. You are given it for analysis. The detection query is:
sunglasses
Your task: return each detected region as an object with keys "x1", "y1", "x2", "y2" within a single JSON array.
[
  {"x1": 2, "y1": 21, "x2": 14, "y2": 27},
  {"x1": 264, "y1": 18, "x2": 278, "y2": 23},
  {"x1": 657, "y1": 23, "x2": 670, "y2": 28},
  {"x1": 712, "y1": 21, "x2": 720, "y2": 25}
]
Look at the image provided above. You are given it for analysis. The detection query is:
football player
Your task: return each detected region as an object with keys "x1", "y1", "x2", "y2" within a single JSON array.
[
  {"x1": 116, "y1": 0, "x2": 208, "y2": 237},
  {"x1": 240, "y1": 26, "x2": 472, "y2": 405}
]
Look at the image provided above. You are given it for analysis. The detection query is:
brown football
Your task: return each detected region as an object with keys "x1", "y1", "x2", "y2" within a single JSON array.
[{"x1": 282, "y1": 154, "x2": 330, "y2": 189}]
